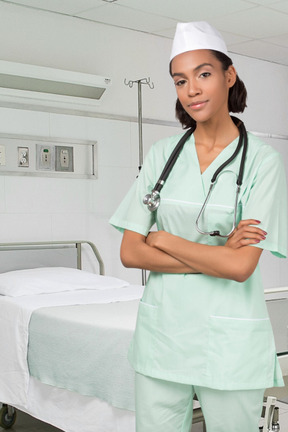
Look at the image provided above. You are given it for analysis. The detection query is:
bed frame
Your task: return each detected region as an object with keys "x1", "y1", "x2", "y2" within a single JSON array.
[
  {"x1": 0, "y1": 241, "x2": 286, "y2": 431},
  {"x1": 0, "y1": 240, "x2": 106, "y2": 430},
  {"x1": 0, "y1": 240, "x2": 105, "y2": 275}
]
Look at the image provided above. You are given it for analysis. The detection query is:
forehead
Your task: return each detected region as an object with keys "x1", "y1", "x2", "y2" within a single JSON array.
[{"x1": 171, "y1": 49, "x2": 220, "y2": 74}]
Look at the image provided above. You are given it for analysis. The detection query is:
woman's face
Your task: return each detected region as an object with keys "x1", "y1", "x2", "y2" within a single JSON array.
[{"x1": 170, "y1": 49, "x2": 236, "y2": 124}]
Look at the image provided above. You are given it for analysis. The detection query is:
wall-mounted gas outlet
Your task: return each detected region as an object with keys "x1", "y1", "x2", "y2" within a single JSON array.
[
  {"x1": 18, "y1": 146, "x2": 29, "y2": 167},
  {"x1": 0, "y1": 145, "x2": 6, "y2": 166},
  {"x1": 55, "y1": 146, "x2": 74, "y2": 172},
  {"x1": 36, "y1": 144, "x2": 55, "y2": 171}
]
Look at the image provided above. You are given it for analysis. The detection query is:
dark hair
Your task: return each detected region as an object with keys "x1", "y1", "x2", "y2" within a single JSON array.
[{"x1": 170, "y1": 50, "x2": 248, "y2": 129}]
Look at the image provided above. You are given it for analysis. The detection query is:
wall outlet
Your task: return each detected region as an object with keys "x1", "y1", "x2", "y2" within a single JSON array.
[
  {"x1": 18, "y1": 147, "x2": 29, "y2": 167},
  {"x1": 36, "y1": 144, "x2": 55, "y2": 170},
  {"x1": 55, "y1": 146, "x2": 74, "y2": 172},
  {"x1": 0, "y1": 145, "x2": 6, "y2": 166}
]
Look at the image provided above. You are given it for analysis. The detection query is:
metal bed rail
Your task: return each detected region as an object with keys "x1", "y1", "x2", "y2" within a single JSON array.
[
  {"x1": 265, "y1": 287, "x2": 288, "y2": 295},
  {"x1": 0, "y1": 240, "x2": 105, "y2": 275}
]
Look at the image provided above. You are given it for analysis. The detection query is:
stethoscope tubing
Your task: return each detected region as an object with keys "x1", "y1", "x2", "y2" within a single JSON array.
[
  {"x1": 143, "y1": 116, "x2": 248, "y2": 237},
  {"x1": 154, "y1": 127, "x2": 194, "y2": 192}
]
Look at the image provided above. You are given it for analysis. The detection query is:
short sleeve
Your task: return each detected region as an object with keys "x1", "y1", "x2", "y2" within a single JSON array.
[
  {"x1": 241, "y1": 152, "x2": 287, "y2": 258},
  {"x1": 109, "y1": 145, "x2": 157, "y2": 236}
]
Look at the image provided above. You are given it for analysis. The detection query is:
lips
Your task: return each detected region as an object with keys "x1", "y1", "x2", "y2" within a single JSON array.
[{"x1": 188, "y1": 100, "x2": 208, "y2": 109}]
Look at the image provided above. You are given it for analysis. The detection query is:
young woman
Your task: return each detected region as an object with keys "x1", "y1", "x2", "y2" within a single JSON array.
[{"x1": 110, "y1": 22, "x2": 287, "y2": 432}]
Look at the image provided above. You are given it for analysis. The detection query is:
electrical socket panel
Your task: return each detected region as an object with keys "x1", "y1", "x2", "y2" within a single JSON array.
[
  {"x1": 36, "y1": 144, "x2": 55, "y2": 171},
  {"x1": 55, "y1": 146, "x2": 74, "y2": 172},
  {"x1": 0, "y1": 138, "x2": 92, "y2": 178},
  {"x1": 18, "y1": 146, "x2": 29, "y2": 167}
]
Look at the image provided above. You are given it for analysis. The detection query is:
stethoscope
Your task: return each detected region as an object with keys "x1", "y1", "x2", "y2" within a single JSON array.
[{"x1": 143, "y1": 116, "x2": 248, "y2": 238}]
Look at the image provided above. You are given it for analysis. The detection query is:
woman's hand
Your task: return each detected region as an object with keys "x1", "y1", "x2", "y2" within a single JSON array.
[
  {"x1": 121, "y1": 230, "x2": 195, "y2": 273},
  {"x1": 145, "y1": 225, "x2": 263, "y2": 281},
  {"x1": 145, "y1": 230, "x2": 199, "y2": 274},
  {"x1": 225, "y1": 219, "x2": 267, "y2": 249},
  {"x1": 146, "y1": 231, "x2": 176, "y2": 249},
  {"x1": 146, "y1": 230, "x2": 167, "y2": 248}
]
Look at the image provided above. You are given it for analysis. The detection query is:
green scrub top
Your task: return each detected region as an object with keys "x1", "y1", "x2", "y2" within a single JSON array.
[{"x1": 110, "y1": 131, "x2": 287, "y2": 390}]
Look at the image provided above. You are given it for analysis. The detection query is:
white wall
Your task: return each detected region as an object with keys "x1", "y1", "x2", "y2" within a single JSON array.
[{"x1": 0, "y1": 2, "x2": 287, "y2": 287}]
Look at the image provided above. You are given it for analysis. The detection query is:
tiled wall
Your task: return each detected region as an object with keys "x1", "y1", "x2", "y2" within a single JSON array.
[{"x1": 0, "y1": 106, "x2": 182, "y2": 284}]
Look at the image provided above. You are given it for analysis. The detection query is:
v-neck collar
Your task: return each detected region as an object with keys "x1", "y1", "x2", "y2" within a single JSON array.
[{"x1": 191, "y1": 134, "x2": 240, "y2": 179}]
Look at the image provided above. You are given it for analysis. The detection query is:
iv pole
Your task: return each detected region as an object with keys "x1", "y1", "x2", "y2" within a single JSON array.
[{"x1": 124, "y1": 77, "x2": 154, "y2": 285}]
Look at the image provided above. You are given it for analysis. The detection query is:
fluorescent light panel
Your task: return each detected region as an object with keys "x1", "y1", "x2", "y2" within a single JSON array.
[{"x1": 0, "y1": 74, "x2": 105, "y2": 100}]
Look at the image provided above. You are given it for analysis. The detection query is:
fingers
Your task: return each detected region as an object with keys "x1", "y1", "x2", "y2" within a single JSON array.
[
  {"x1": 234, "y1": 228, "x2": 266, "y2": 243},
  {"x1": 236, "y1": 219, "x2": 262, "y2": 230},
  {"x1": 237, "y1": 226, "x2": 266, "y2": 237},
  {"x1": 234, "y1": 235, "x2": 264, "y2": 247},
  {"x1": 226, "y1": 219, "x2": 267, "y2": 249},
  {"x1": 235, "y1": 220, "x2": 266, "y2": 234}
]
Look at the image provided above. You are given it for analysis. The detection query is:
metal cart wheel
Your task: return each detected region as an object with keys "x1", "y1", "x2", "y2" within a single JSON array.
[{"x1": 0, "y1": 404, "x2": 17, "y2": 429}]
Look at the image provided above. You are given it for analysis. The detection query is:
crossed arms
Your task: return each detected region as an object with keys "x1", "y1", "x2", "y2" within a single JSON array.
[{"x1": 120, "y1": 220, "x2": 266, "y2": 282}]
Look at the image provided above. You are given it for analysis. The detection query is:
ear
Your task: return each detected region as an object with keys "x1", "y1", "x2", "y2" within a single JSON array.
[{"x1": 226, "y1": 65, "x2": 237, "y2": 88}]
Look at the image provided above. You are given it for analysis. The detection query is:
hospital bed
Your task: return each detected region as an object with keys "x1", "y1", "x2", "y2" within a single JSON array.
[
  {"x1": 0, "y1": 241, "x2": 286, "y2": 432},
  {"x1": 0, "y1": 240, "x2": 142, "y2": 432}
]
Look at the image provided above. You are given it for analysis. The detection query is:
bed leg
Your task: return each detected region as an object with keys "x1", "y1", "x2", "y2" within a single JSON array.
[
  {"x1": 259, "y1": 396, "x2": 280, "y2": 431},
  {"x1": 0, "y1": 404, "x2": 17, "y2": 429}
]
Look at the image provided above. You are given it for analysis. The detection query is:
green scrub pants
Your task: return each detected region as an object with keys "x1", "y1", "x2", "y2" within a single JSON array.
[{"x1": 135, "y1": 373, "x2": 265, "y2": 432}]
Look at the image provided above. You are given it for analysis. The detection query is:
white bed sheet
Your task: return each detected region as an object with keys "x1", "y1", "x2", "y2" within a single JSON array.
[
  {"x1": 28, "y1": 300, "x2": 139, "y2": 410},
  {"x1": 16, "y1": 377, "x2": 136, "y2": 432},
  {"x1": 0, "y1": 284, "x2": 143, "y2": 409}
]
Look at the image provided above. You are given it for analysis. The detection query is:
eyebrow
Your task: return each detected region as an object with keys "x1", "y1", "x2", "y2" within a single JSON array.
[{"x1": 172, "y1": 62, "x2": 214, "y2": 78}]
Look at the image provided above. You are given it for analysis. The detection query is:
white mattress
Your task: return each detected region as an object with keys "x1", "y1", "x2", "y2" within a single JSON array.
[{"x1": 0, "y1": 283, "x2": 143, "y2": 409}]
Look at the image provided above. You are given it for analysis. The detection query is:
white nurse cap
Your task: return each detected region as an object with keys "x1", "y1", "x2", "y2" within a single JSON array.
[{"x1": 170, "y1": 21, "x2": 228, "y2": 62}]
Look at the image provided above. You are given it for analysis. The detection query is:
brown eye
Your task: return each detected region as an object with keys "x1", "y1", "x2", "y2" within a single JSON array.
[
  {"x1": 175, "y1": 80, "x2": 186, "y2": 87},
  {"x1": 199, "y1": 72, "x2": 211, "y2": 78}
]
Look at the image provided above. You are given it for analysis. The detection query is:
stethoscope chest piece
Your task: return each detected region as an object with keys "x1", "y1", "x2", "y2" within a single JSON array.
[{"x1": 143, "y1": 190, "x2": 161, "y2": 212}]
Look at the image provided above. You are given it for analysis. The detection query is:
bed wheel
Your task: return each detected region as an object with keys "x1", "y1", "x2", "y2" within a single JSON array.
[{"x1": 0, "y1": 404, "x2": 17, "y2": 429}]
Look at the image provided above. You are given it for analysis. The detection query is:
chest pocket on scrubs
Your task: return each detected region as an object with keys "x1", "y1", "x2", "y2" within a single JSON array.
[
  {"x1": 156, "y1": 169, "x2": 241, "y2": 244},
  {"x1": 201, "y1": 170, "x2": 241, "y2": 239}
]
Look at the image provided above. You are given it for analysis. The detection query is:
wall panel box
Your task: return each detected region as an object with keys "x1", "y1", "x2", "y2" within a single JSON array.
[
  {"x1": 0, "y1": 134, "x2": 97, "y2": 179},
  {"x1": 0, "y1": 60, "x2": 111, "y2": 114}
]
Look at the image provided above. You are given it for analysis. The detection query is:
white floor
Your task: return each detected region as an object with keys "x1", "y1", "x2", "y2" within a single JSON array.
[{"x1": 3, "y1": 402, "x2": 288, "y2": 431}]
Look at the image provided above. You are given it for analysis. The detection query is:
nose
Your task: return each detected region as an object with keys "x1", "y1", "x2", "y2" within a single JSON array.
[{"x1": 187, "y1": 79, "x2": 200, "y2": 97}]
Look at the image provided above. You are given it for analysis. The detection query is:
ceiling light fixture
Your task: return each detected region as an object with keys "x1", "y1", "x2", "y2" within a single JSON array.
[{"x1": 0, "y1": 60, "x2": 112, "y2": 113}]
